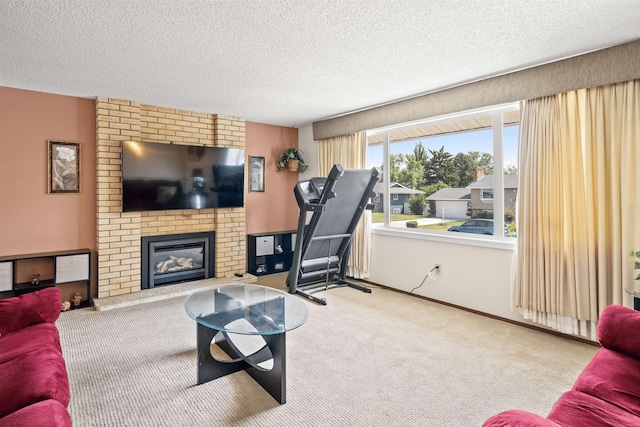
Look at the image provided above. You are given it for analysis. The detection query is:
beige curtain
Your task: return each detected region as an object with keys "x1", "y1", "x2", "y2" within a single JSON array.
[
  {"x1": 516, "y1": 80, "x2": 640, "y2": 338},
  {"x1": 317, "y1": 132, "x2": 371, "y2": 279}
]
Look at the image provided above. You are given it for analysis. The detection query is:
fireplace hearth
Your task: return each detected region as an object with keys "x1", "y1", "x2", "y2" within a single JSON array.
[{"x1": 141, "y1": 232, "x2": 215, "y2": 289}]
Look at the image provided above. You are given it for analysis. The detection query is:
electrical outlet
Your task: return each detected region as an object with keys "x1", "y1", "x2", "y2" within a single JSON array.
[{"x1": 435, "y1": 264, "x2": 441, "y2": 274}]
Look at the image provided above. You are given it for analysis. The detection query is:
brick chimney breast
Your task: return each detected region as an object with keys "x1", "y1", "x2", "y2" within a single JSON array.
[{"x1": 472, "y1": 170, "x2": 485, "y2": 182}]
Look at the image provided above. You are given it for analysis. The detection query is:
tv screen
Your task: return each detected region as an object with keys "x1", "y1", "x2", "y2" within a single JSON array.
[{"x1": 122, "y1": 141, "x2": 244, "y2": 212}]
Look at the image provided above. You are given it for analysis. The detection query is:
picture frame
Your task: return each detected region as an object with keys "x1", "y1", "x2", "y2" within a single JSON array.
[
  {"x1": 249, "y1": 156, "x2": 265, "y2": 192},
  {"x1": 48, "y1": 140, "x2": 80, "y2": 194}
]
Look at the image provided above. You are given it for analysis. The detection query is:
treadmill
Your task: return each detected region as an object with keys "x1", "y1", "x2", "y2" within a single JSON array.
[{"x1": 286, "y1": 164, "x2": 379, "y2": 304}]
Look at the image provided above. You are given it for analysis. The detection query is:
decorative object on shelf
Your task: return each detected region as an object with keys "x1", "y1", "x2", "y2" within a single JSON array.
[
  {"x1": 61, "y1": 300, "x2": 71, "y2": 312},
  {"x1": 276, "y1": 147, "x2": 308, "y2": 173},
  {"x1": 275, "y1": 245, "x2": 283, "y2": 253},
  {"x1": 256, "y1": 264, "x2": 267, "y2": 274},
  {"x1": 632, "y1": 250, "x2": 640, "y2": 280},
  {"x1": 72, "y1": 291, "x2": 83, "y2": 307},
  {"x1": 31, "y1": 273, "x2": 40, "y2": 285},
  {"x1": 249, "y1": 156, "x2": 265, "y2": 192},
  {"x1": 48, "y1": 140, "x2": 80, "y2": 193}
]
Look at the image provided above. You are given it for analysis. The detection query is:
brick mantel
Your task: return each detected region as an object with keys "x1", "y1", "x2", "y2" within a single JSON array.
[{"x1": 96, "y1": 98, "x2": 246, "y2": 298}]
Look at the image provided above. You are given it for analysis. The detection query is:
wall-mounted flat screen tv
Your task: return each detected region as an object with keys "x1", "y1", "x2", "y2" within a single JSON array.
[{"x1": 122, "y1": 141, "x2": 244, "y2": 212}]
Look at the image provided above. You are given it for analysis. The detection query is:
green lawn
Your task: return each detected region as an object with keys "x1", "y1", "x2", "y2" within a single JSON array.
[
  {"x1": 417, "y1": 220, "x2": 462, "y2": 231},
  {"x1": 371, "y1": 213, "x2": 464, "y2": 231},
  {"x1": 371, "y1": 212, "x2": 516, "y2": 235},
  {"x1": 371, "y1": 213, "x2": 424, "y2": 223}
]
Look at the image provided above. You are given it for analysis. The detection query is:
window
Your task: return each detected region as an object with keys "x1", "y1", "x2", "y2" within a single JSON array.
[{"x1": 367, "y1": 103, "x2": 519, "y2": 241}]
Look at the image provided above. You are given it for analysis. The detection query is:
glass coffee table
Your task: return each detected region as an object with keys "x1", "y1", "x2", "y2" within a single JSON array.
[
  {"x1": 184, "y1": 284, "x2": 308, "y2": 404},
  {"x1": 624, "y1": 286, "x2": 640, "y2": 311}
]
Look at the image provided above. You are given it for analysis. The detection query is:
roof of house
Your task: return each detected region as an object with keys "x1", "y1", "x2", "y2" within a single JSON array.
[
  {"x1": 426, "y1": 188, "x2": 471, "y2": 201},
  {"x1": 466, "y1": 174, "x2": 519, "y2": 189},
  {"x1": 374, "y1": 182, "x2": 425, "y2": 195}
]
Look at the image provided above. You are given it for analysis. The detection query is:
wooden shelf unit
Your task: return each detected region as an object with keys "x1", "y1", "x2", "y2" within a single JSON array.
[
  {"x1": 248, "y1": 231, "x2": 296, "y2": 276},
  {"x1": 0, "y1": 249, "x2": 92, "y2": 309}
]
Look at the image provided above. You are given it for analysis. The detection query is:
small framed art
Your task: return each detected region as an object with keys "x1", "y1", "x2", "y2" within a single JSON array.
[
  {"x1": 48, "y1": 140, "x2": 80, "y2": 193},
  {"x1": 249, "y1": 156, "x2": 265, "y2": 192}
]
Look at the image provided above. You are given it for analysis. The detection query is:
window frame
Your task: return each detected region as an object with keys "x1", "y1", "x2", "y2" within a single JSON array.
[
  {"x1": 481, "y1": 189, "x2": 494, "y2": 201},
  {"x1": 367, "y1": 102, "x2": 519, "y2": 247}
]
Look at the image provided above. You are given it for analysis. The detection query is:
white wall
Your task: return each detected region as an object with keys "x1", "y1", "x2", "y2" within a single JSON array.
[
  {"x1": 298, "y1": 125, "x2": 319, "y2": 178},
  {"x1": 369, "y1": 230, "x2": 524, "y2": 320},
  {"x1": 297, "y1": 124, "x2": 535, "y2": 326}
]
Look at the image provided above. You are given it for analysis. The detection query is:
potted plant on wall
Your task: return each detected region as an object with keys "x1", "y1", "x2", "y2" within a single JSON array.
[{"x1": 276, "y1": 147, "x2": 308, "y2": 172}]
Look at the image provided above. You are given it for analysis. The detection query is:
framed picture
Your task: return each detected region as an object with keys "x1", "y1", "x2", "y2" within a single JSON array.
[
  {"x1": 48, "y1": 141, "x2": 80, "y2": 193},
  {"x1": 249, "y1": 156, "x2": 265, "y2": 192}
]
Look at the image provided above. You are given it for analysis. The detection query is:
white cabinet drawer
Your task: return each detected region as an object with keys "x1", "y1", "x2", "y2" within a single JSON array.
[
  {"x1": 255, "y1": 236, "x2": 274, "y2": 256},
  {"x1": 56, "y1": 254, "x2": 90, "y2": 283},
  {"x1": 0, "y1": 262, "x2": 12, "y2": 291}
]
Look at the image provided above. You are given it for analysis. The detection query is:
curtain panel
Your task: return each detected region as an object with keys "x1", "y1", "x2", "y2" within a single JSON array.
[
  {"x1": 516, "y1": 79, "x2": 640, "y2": 338},
  {"x1": 317, "y1": 132, "x2": 372, "y2": 279}
]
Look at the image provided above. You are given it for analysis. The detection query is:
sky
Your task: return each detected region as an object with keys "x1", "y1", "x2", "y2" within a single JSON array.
[{"x1": 367, "y1": 125, "x2": 519, "y2": 172}]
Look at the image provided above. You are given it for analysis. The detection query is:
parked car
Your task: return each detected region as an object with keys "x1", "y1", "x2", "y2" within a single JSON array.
[{"x1": 447, "y1": 219, "x2": 509, "y2": 236}]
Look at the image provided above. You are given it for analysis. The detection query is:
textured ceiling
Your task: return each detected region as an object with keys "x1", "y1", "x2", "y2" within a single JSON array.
[{"x1": 2, "y1": 1, "x2": 640, "y2": 128}]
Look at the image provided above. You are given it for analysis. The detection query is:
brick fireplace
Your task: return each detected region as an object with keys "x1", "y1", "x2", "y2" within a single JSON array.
[{"x1": 95, "y1": 98, "x2": 246, "y2": 299}]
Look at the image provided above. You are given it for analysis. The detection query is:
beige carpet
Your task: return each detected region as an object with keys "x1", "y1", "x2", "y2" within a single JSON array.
[{"x1": 57, "y1": 273, "x2": 597, "y2": 426}]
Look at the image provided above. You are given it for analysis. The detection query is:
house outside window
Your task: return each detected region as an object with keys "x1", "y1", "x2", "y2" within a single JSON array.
[{"x1": 367, "y1": 102, "x2": 519, "y2": 241}]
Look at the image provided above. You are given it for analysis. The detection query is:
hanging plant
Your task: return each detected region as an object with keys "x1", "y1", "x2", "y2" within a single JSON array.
[{"x1": 275, "y1": 147, "x2": 308, "y2": 173}]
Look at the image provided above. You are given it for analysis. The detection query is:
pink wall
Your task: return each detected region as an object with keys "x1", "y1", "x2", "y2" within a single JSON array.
[
  {"x1": 0, "y1": 87, "x2": 299, "y2": 254},
  {"x1": 245, "y1": 122, "x2": 299, "y2": 234},
  {"x1": 0, "y1": 87, "x2": 96, "y2": 256}
]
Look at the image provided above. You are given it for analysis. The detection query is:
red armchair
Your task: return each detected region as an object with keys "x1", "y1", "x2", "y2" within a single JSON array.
[
  {"x1": 0, "y1": 288, "x2": 72, "y2": 427},
  {"x1": 484, "y1": 304, "x2": 640, "y2": 426}
]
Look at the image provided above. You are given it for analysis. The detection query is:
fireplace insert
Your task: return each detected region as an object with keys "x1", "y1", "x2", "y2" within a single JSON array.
[{"x1": 141, "y1": 232, "x2": 214, "y2": 289}]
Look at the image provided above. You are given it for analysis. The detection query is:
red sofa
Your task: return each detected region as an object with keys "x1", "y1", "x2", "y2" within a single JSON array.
[
  {"x1": 484, "y1": 304, "x2": 640, "y2": 426},
  {"x1": 0, "y1": 287, "x2": 72, "y2": 427}
]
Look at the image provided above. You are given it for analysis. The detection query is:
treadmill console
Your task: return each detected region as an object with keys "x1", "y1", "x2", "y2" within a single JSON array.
[
  {"x1": 294, "y1": 177, "x2": 327, "y2": 205},
  {"x1": 309, "y1": 177, "x2": 326, "y2": 196}
]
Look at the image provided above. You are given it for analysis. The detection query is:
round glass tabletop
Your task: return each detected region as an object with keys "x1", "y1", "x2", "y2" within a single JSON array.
[
  {"x1": 625, "y1": 286, "x2": 640, "y2": 298},
  {"x1": 184, "y1": 284, "x2": 309, "y2": 335}
]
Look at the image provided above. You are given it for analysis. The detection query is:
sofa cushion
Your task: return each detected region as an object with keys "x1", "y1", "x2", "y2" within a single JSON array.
[
  {"x1": 0, "y1": 323, "x2": 61, "y2": 364},
  {"x1": 0, "y1": 347, "x2": 70, "y2": 419},
  {"x1": 547, "y1": 390, "x2": 640, "y2": 427},
  {"x1": 0, "y1": 399, "x2": 71, "y2": 427},
  {"x1": 572, "y1": 347, "x2": 640, "y2": 417},
  {"x1": 597, "y1": 304, "x2": 640, "y2": 359},
  {"x1": 0, "y1": 287, "x2": 62, "y2": 337}
]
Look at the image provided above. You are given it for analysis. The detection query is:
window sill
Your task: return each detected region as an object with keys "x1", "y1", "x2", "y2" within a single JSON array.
[{"x1": 371, "y1": 225, "x2": 517, "y2": 251}]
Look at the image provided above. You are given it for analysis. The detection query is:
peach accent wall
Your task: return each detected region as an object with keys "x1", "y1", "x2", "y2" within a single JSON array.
[
  {"x1": 0, "y1": 86, "x2": 299, "y2": 296},
  {"x1": 0, "y1": 87, "x2": 96, "y2": 256},
  {"x1": 245, "y1": 122, "x2": 299, "y2": 234}
]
